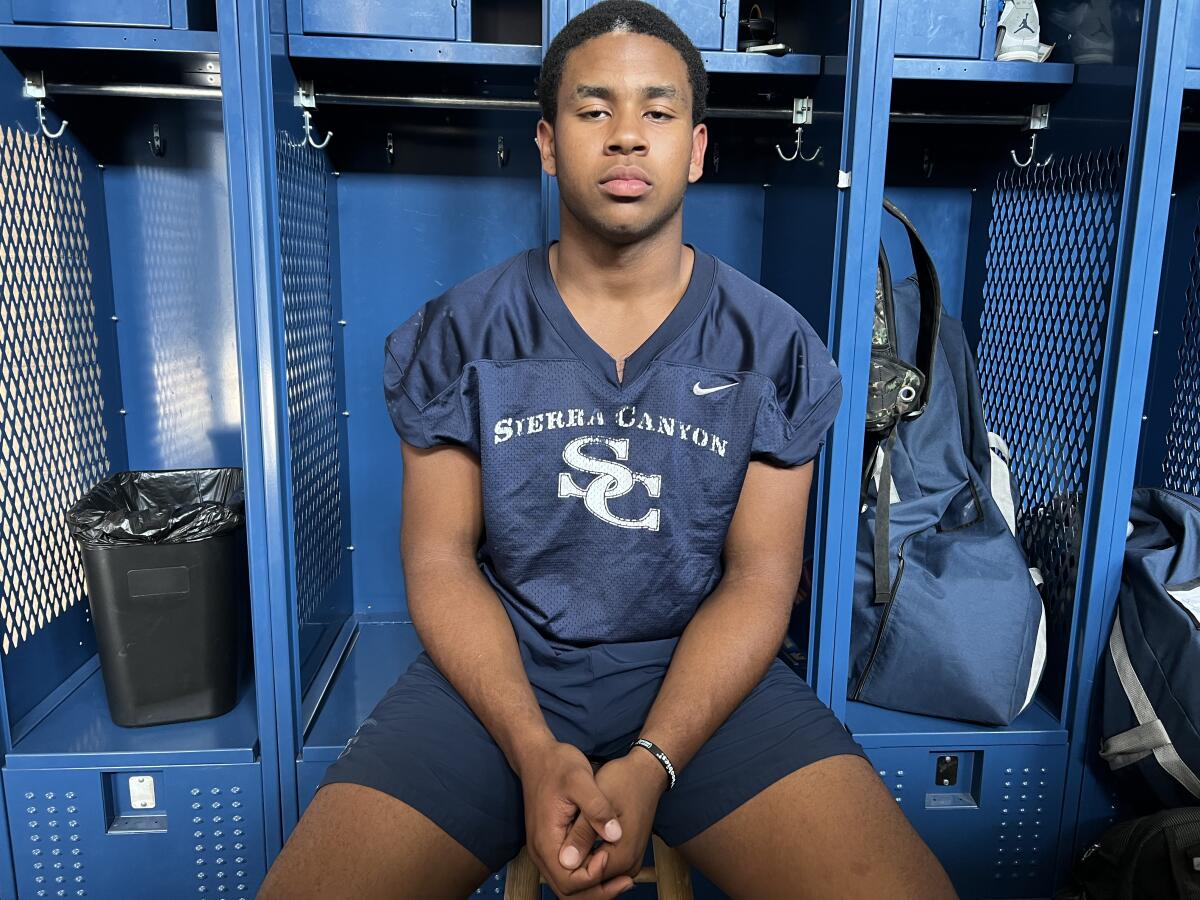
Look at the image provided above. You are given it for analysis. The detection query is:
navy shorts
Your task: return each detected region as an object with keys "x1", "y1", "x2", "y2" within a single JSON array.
[{"x1": 320, "y1": 605, "x2": 865, "y2": 873}]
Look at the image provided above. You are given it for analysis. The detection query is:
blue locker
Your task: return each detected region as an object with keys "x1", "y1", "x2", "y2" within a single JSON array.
[
  {"x1": 6, "y1": 0, "x2": 215, "y2": 30},
  {"x1": 292, "y1": 0, "x2": 462, "y2": 40},
  {"x1": 894, "y1": 1, "x2": 986, "y2": 59},
  {"x1": 0, "y1": 1, "x2": 284, "y2": 893}
]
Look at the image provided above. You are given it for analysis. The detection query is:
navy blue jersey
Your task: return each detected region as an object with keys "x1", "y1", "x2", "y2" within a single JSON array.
[{"x1": 384, "y1": 245, "x2": 842, "y2": 645}]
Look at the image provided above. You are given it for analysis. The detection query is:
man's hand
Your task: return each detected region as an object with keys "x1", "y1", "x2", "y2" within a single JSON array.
[
  {"x1": 553, "y1": 750, "x2": 670, "y2": 898},
  {"x1": 519, "y1": 741, "x2": 633, "y2": 898}
]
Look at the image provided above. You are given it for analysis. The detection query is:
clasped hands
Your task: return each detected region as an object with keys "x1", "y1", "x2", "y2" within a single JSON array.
[{"x1": 521, "y1": 741, "x2": 671, "y2": 899}]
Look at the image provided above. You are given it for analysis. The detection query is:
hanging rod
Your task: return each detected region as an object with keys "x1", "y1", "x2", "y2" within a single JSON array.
[
  {"x1": 30, "y1": 82, "x2": 1037, "y2": 129},
  {"x1": 312, "y1": 90, "x2": 1034, "y2": 127},
  {"x1": 41, "y1": 82, "x2": 221, "y2": 101}
]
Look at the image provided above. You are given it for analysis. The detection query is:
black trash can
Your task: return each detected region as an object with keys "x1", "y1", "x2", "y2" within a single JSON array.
[{"x1": 67, "y1": 468, "x2": 248, "y2": 728}]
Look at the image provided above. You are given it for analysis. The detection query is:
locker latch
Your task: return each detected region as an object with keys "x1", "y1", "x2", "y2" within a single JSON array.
[{"x1": 935, "y1": 754, "x2": 959, "y2": 787}]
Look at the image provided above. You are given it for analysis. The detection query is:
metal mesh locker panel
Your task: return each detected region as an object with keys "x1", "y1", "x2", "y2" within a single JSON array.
[
  {"x1": 0, "y1": 128, "x2": 110, "y2": 654},
  {"x1": 276, "y1": 135, "x2": 343, "y2": 629},
  {"x1": 976, "y1": 148, "x2": 1126, "y2": 709},
  {"x1": 1163, "y1": 198, "x2": 1200, "y2": 493}
]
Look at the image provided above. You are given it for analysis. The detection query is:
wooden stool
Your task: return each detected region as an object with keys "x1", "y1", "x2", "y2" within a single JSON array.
[{"x1": 503, "y1": 834, "x2": 693, "y2": 900}]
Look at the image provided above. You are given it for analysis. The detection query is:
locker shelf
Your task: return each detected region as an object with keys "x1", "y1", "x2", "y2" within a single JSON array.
[
  {"x1": 5, "y1": 659, "x2": 258, "y2": 769},
  {"x1": 1187, "y1": 68, "x2": 1200, "y2": 89},
  {"x1": 288, "y1": 35, "x2": 542, "y2": 66},
  {"x1": 302, "y1": 619, "x2": 421, "y2": 761},
  {"x1": 0, "y1": 23, "x2": 217, "y2": 52},
  {"x1": 846, "y1": 699, "x2": 1067, "y2": 749},
  {"x1": 893, "y1": 57, "x2": 1075, "y2": 84}
]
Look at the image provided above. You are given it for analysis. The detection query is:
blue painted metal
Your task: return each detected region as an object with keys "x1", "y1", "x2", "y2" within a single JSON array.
[
  {"x1": 287, "y1": 33, "x2": 541, "y2": 64},
  {"x1": 5, "y1": 762, "x2": 267, "y2": 898},
  {"x1": 849, "y1": 700, "x2": 1066, "y2": 749},
  {"x1": 0, "y1": 22, "x2": 218, "y2": 50},
  {"x1": 1058, "y1": 0, "x2": 1197, "y2": 878},
  {"x1": 894, "y1": 0, "x2": 983, "y2": 59},
  {"x1": 699, "y1": 50, "x2": 820, "y2": 75},
  {"x1": 820, "y1": 0, "x2": 896, "y2": 717},
  {"x1": 11, "y1": 0, "x2": 170, "y2": 28},
  {"x1": 275, "y1": 136, "x2": 352, "y2": 694},
  {"x1": 1188, "y1": 67, "x2": 1200, "y2": 89},
  {"x1": 298, "y1": 0, "x2": 457, "y2": 40},
  {"x1": 215, "y1": 0, "x2": 300, "y2": 848},
  {"x1": 102, "y1": 103, "x2": 243, "y2": 473},
  {"x1": 6, "y1": 670, "x2": 258, "y2": 769},
  {"x1": 891, "y1": 56, "x2": 1075, "y2": 82},
  {"x1": 864, "y1": 744, "x2": 1068, "y2": 898},
  {"x1": 1190, "y1": 0, "x2": 1200, "y2": 68},
  {"x1": 214, "y1": 0, "x2": 287, "y2": 860}
]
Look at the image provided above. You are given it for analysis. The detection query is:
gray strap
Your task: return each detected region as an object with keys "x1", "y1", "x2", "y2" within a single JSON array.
[
  {"x1": 1100, "y1": 719, "x2": 1170, "y2": 769},
  {"x1": 1106, "y1": 613, "x2": 1200, "y2": 798}
]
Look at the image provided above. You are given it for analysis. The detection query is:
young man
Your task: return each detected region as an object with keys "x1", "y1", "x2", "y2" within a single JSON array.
[{"x1": 259, "y1": 3, "x2": 957, "y2": 898}]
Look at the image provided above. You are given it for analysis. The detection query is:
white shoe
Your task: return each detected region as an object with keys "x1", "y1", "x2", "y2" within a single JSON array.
[
  {"x1": 1046, "y1": 0, "x2": 1114, "y2": 64},
  {"x1": 997, "y1": 0, "x2": 1055, "y2": 62}
]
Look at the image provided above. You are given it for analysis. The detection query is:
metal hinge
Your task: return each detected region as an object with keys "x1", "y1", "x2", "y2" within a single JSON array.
[
  {"x1": 980, "y1": 0, "x2": 988, "y2": 29},
  {"x1": 720, "y1": 0, "x2": 728, "y2": 19}
]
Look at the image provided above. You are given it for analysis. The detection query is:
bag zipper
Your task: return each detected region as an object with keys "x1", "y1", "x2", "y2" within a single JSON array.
[{"x1": 853, "y1": 530, "x2": 915, "y2": 700}]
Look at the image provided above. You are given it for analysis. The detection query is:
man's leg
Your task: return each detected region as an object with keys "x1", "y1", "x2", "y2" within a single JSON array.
[
  {"x1": 258, "y1": 651, "x2": 529, "y2": 898},
  {"x1": 258, "y1": 783, "x2": 491, "y2": 899},
  {"x1": 651, "y1": 659, "x2": 955, "y2": 899},
  {"x1": 673, "y1": 754, "x2": 956, "y2": 899}
]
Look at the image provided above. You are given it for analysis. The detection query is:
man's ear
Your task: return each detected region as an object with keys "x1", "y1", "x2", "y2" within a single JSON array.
[
  {"x1": 688, "y1": 122, "x2": 708, "y2": 184},
  {"x1": 536, "y1": 119, "x2": 557, "y2": 177}
]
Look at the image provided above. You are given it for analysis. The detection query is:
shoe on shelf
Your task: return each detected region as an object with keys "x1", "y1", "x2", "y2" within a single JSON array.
[{"x1": 997, "y1": 0, "x2": 1055, "y2": 62}]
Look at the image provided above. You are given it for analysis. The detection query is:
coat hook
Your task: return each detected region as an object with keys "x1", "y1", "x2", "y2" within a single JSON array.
[
  {"x1": 149, "y1": 123, "x2": 165, "y2": 157},
  {"x1": 776, "y1": 126, "x2": 820, "y2": 163},
  {"x1": 775, "y1": 97, "x2": 820, "y2": 164},
  {"x1": 1011, "y1": 131, "x2": 1052, "y2": 168},
  {"x1": 34, "y1": 98, "x2": 67, "y2": 140},
  {"x1": 712, "y1": 142, "x2": 720, "y2": 175},
  {"x1": 497, "y1": 135, "x2": 509, "y2": 169},
  {"x1": 302, "y1": 109, "x2": 332, "y2": 150},
  {"x1": 386, "y1": 132, "x2": 395, "y2": 166}
]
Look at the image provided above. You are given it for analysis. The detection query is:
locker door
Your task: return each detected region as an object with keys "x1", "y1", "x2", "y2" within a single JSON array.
[
  {"x1": 894, "y1": 2, "x2": 984, "y2": 59},
  {"x1": 11, "y1": 0, "x2": 172, "y2": 27},
  {"x1": 300, "y1": 0, "x2": 457, "y2": 40}
]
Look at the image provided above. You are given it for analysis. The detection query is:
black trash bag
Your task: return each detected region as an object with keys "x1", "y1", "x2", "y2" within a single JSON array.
[{"x1": 67, "y1": 468, "x2": 244, "y2": 548}]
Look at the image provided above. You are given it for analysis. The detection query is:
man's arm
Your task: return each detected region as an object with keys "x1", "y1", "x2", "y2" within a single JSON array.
[
  {"x1": 635, "y1": 458, "x2": 815, "y2": 787},
  {"x1": 400, "y1": 440, "x2": 557, "y2": 774},
  {"x1": 400, "y1": 441, "x2": 632, "y2": 897}
]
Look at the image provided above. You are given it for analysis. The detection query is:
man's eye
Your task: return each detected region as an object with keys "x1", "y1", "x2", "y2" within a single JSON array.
[
  {"x1": 647, "y1": 110, "x2": 673, "y2": 120},
  {"x1": 582, "y1": 110, "x2": 609, "y2": 119}
]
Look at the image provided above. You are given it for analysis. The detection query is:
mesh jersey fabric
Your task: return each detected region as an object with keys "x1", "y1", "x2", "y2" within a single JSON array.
[{"x1": 383, "y1": 245, "x2": 842, "y2": 645}]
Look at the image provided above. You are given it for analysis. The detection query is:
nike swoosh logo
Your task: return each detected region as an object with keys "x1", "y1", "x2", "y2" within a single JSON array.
[{"x1": 693, "y1": 380, "x2": 739, "y2": 396}]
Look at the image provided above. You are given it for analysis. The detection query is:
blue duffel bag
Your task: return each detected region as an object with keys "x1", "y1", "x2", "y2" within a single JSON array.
[
  {"x1": 849, "y1": 201, "x2": 1048, "y2": 725},
  {"x1": 1100, "y1": 487, "x2": 1200, "y2": 808}
]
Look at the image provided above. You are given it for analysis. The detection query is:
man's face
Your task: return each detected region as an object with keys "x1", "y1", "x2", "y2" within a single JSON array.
[{"x1": 537, "y1": 31, "x2": 706, "y2": 246}]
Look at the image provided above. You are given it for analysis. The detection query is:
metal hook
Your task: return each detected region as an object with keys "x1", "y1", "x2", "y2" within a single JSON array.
[
  {"x1": 34, "y1": 99, "x2": 67, "y2": 140},
  {"x1": 1010, "y1": 132, "x2": 1052, "y2": 169},
  {"x1": 386, "y1": 132, "x2": 395, "y2": 166},
  {"x1": 776, "y1": 125, "x2": 820, "y2": 163},
  {"x1": 301, "y1": 109, "x2": 332, "y2": 149},
  {"x1": 149, "y1": 123, "x2": 165, "y2": 157},
  {"x1": 497, "y1": 136, "x2": 509, "y2": 169}
]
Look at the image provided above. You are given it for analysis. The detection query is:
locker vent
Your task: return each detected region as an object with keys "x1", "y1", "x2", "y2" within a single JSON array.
[
  {"x1": 1164, "y1": 199, "x2": 1200, "y2": 493},
  {"x1": 977, "y1": 148, "x2": 1126, "y2": 707},
  {"x1": 188, "y1": 783, "x2": 251, "y2": 898},
  {"x1": 0, "y1": 128, "x2": 109, "y2": 654},
  {"x1": 20, "y1": 789, "x2": 86, "y2": 897},
  {"x1": 277, "y1": 135, "x2": 343, "y2": 628}
]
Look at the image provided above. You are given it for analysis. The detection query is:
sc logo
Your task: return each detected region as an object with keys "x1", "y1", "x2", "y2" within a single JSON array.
[{"x1": 557, "y1": 436, "x2": 661, "y2": 531}]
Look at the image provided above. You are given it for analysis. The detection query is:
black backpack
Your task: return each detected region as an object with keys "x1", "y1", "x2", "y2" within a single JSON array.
[{"x1": 1057, "y1": 809, "x2": 1200, "y2": 899}]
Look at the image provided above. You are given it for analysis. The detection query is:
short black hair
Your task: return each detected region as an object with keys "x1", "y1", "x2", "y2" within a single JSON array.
[{"x1": 538, "y1": 0, "x2": 708, "y2": 125}]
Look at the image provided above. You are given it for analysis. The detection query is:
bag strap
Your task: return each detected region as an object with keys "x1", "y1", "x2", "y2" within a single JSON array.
[
  {"x1": 1101, "y1": 611, "x2": 1200, "y2": 798},
  {"x1": 882, "y1": 197, "x2": 942, "y2": 420},
  {"x1": 873, "y1": 431, "x2": 897, "y2": 605}
]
